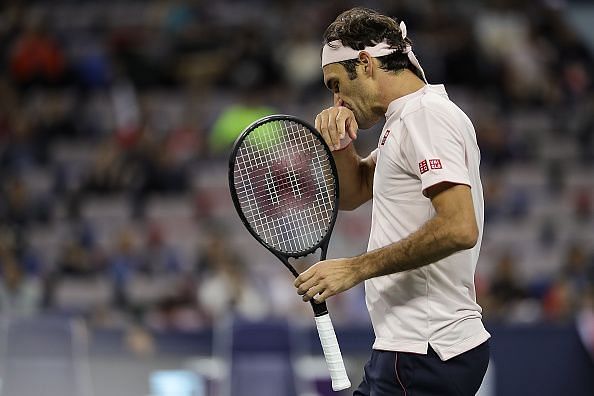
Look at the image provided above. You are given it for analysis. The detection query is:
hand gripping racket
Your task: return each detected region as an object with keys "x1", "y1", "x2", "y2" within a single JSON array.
[{"x1": 228, "y1": 114, "x2": 351, "y2": 391}]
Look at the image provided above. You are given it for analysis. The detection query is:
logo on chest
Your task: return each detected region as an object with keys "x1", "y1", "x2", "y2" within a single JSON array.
[
  {"x1": 380, "y1": 129, "x2": 391, "y2": 146},
  {"x1": 419, "y1": 158, "x2": 443, "y2": 174}
]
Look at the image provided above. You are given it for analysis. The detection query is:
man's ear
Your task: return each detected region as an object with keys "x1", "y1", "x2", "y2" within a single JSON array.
[{"x1": 358, "y1": 51, "x2": 374, "y2": 76}]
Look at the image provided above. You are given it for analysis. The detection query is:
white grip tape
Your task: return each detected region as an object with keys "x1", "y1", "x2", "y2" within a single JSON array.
[{"x1": 314, "y1": 313, "x2": 351, "y2": 391}]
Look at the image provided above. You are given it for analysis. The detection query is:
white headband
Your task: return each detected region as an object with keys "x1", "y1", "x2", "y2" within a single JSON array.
[{"x1": 321, "y1": 21, "x2": 427, "y2": 83}]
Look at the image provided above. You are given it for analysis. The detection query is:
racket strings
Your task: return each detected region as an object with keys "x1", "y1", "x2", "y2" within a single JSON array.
[
  {"x1": 237, "y1": 123, "x2": 332, "y2": 251},
  {"x1": 233, "y1": 120, "x2": 336, "y2": 254}
]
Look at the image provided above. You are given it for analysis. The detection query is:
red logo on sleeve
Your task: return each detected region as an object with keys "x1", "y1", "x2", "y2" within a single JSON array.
[
  {"x1": 429, "y1": 159, "x2": 442, "y2": 169},
  {"x1": 419, "y1": 160, "x2": 429, "y2": 174}
]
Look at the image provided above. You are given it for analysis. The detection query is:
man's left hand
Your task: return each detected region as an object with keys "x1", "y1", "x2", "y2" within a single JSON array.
[{"x1": 294, "y1": 258, "x2": 362, "y2": 303}]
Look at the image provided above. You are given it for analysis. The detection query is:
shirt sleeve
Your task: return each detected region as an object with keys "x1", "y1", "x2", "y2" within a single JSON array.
[
  {"x1": 401, "y1": 107, "x2": 470, "y2": 196},
  {"x1": 369, "y1": 148, "x2": 379, "y2": 164}
]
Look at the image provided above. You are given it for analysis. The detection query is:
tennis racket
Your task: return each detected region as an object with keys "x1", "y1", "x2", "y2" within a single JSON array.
[{"x1": 228, "y1": 114, "x2": 351, "y2": 391}]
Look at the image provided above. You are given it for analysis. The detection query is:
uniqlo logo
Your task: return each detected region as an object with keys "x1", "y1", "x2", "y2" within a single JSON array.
[
  {"x1": 380, "y1": 129, "x2": 391, "y2": 146},
  {"x1": 419, "y1": 160, "x2": 429, "y2": 174},
  {"x1": 429, "y1": 159, "x2": 442, "y2": 169}
]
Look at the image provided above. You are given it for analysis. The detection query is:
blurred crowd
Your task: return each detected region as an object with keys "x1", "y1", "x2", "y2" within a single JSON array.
[{"x1": 0, "y1": 0, "x2": 593, "y2": 334}]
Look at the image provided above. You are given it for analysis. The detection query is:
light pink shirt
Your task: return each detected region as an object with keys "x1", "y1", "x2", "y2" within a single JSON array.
[{"x1": 366, "y1": 84, "x2": 490, "y2": 360}]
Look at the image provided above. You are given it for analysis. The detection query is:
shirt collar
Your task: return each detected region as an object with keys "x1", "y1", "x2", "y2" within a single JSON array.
[{"x1": 385, "y1": 84, "x2": 447, "y2": 119}]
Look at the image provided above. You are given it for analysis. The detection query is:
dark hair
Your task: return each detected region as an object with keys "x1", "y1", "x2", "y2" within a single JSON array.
[{"x1": 323, "y1": 7, "x2": 423, "y2": 80}]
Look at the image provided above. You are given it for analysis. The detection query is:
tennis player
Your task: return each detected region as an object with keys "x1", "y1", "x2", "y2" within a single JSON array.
[{"x1": 294, "y1": 7, "x2": 490, "y2": 395}]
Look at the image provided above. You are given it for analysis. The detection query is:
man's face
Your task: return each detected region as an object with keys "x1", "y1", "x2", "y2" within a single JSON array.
[{"x1": 322, "y1": 62, "x2": 380, "y2": 129}]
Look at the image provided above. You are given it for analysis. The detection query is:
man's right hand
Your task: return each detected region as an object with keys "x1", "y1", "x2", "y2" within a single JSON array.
[{"x1": 314, "y1": 106, "x2": 358, "y2": 151}]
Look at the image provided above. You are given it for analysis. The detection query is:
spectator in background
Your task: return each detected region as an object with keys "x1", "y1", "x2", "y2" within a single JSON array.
[
  {"x1": 195, "y1": 229, "x2": 267, "y2": 321},
  {"x1": 84, "y1": 140, "x2": 133, "y2": 194},
  {"x1": 55, "y1": 221, "x2": 101, "y2": 279},
  {"x1": 541, "y1": 242, "x2": 592, "y2": 323},
  {"x1": 129, "y1": 127, "x2": 191, "y2": 217},
  {"x1": 543, "y1": 278, "x2": 576, "y2": 323},
  {"x1": 0, "y1": 251, "x2": 42, "y2": 317},
  {"x1": 473, "y1": 1, "x2": 554, "y2": 106},
  {"x1": 9, "y1": 12, "x2": 66, "y2": 87},
  {"x1": 165, "y1": 122, "x2": 203, "y2": 166},
  {"x1": 56, "y1": 239, "x2": 95, "y2": 277},
  {"x1": 483, "y1": 176, "x2": 505, "y2": 223},
  {"x1": 140, "y1": 224, "x2": 180, "y2": 275},
  {"x1": 30, "y1": 90, "x2": 79, "y2": 142},
  {"x1": 575, "y1": 97, "x2": 594, "y2": 163},
  {"x1": 221, "y1": 26, "x2": 281, "y2": 90},
  {"x1": 0, "y1": 175, "x2": 52, "y2": 227},
  {"x1": 276, "y1": 23, "x2": 323, "y2": 100},
  {"x1": 1, "y1": 111, "x2": 49, "y2": 171},
  {"x1": 145, "y1": 286, "x2": 207, "y2": 331},
  {"x1": 133, "y1": 134, "x2": 189, "y2": 194},
  {"x1": 486, "y1": 252, "x2": 528, "y2": 321},
  {"x1": 573, "y1": 187, "x2": 593, "y2": 221},
  {"x1": 560, "y1": 243, "x2": 592, "y2": 297},
  {"x1": 109, "y1": 229, "x2": 141, "y2": 308}
]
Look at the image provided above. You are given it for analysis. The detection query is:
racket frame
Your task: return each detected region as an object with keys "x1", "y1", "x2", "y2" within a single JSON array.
[
  {"x1": 228, "y1": 114, "x2": 340, "y2": 317},
  {"x1": 228, "y1": 114, "x2": 351, "y2": 391}
]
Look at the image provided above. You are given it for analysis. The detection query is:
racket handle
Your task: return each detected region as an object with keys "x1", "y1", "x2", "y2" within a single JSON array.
[{"x1": 314, "y1": 313, "x2": 351, "y2": 391}]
